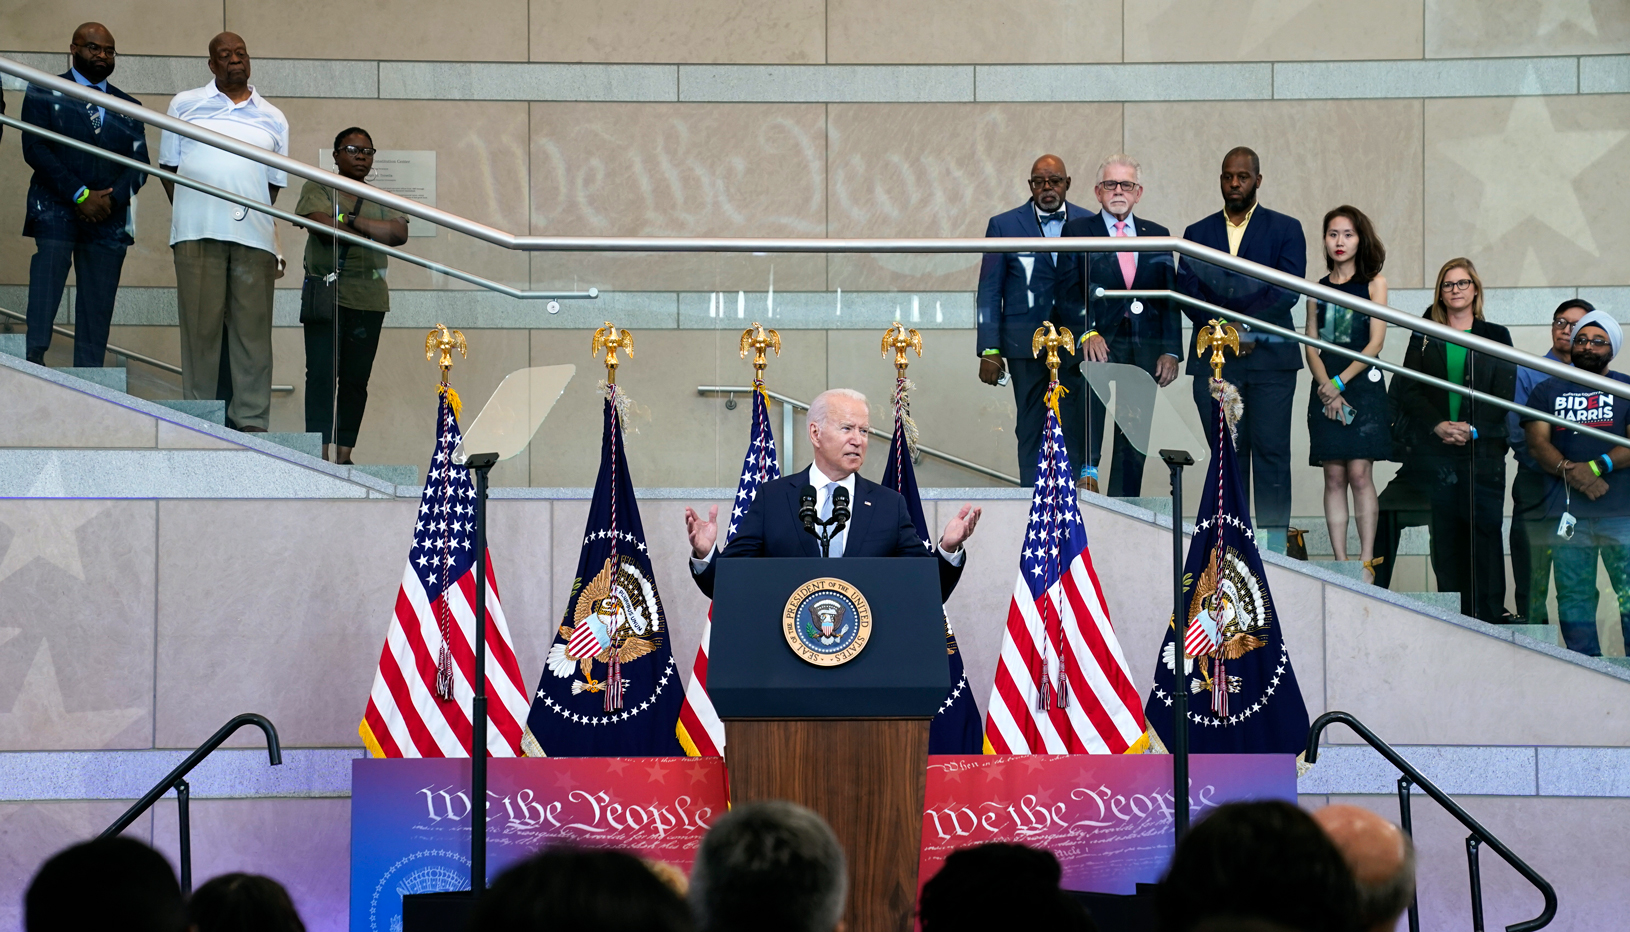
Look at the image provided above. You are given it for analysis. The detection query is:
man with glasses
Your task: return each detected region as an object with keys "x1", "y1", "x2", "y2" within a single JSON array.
[
  {"x1": 1064, "y1": 153, "x2": 1178, "y2": 496},
  {"x1": 976, "y1": 155, "x2": 1090, "y2": 485},
  {"x1": 1507, "y1": 298, "x2": 1594, "y2": 624},
  {"x1": 1176, "y1": 147, "x2": 1307, "y2": 553},
  {"x1": 20, "y1": 23, "x2": 149, "y2": 367},
  {"x1": 1521, "y1": 311, "x2": 1630, "y2": 656},
  {"x1": 159, "y1": 32, "x2": 289, "y2": 432}
]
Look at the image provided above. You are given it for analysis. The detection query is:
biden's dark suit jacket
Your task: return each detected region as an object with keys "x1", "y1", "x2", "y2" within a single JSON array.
[{"x1": 690, "y1": 467, "x2": 964, "y2": 602}]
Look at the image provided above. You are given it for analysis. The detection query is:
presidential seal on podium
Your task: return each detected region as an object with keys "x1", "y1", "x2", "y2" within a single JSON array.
[{"x1": 783, "y1": 578, "x2": 872, "y2": 666}]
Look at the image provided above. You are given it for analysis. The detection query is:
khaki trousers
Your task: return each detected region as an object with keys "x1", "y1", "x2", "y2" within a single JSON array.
[{"x1": 173, "y1": 239, "x2": 274, "y2": 429}]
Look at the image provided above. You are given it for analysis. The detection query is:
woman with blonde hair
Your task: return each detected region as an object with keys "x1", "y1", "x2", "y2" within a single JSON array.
[{"x1": 1392, "y1": 258, "x2": 1515, "y2": 622}]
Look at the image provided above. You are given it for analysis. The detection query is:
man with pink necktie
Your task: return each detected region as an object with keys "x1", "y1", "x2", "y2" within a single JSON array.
[{"x1": 1064, "y1": 153, "x2": 1178, "y2": 497}]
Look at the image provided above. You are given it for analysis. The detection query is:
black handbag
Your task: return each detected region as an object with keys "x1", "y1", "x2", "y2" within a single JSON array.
[{"x1": 299, "y1": 195, "x2": 365, "y2": 325}]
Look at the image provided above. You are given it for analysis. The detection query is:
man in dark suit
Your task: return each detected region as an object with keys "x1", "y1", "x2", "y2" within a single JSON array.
[
  {"x1": 685, "y1": 389, "x2": 980, "y2": 602},
  {"x1": 976, "y1": 155, "x2": 1090, "y2": 485},
  {"x1": 1065, "y1": 153, "x2": 1179, "y2": 497},
  {"x1": 21, "y1": 23, "x2": 149, "y2": 367},
  {"x1": 1177, "y1": 147, "x2": 1306, "y2": 552}
]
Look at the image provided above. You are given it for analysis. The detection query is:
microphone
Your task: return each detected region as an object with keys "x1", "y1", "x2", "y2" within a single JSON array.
[
  {"x1": 799, "y1": 485, "x2": 819, "y2": 536},
  {"x1": 829, "y1": 486, "x2": 850, "y2": 533}
]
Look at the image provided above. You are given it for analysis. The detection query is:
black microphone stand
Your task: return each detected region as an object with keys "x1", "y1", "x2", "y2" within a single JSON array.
[
  {"x1": 1159, "y1": 448, "x2": 1194, "y2": 842},
  {"x1": 463, "y1": 451, "x2": 499, "y2": 897}
]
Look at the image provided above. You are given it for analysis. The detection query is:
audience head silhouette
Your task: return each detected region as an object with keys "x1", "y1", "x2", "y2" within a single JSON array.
[
  {"x1": 1313, "y1": 805, "x2": 1415, "y2": 932},
  {"x1": 690, "y1": 800, "x2": 847, "y2": 932},
  {"x1": 919, "y1": 842, "x2": 1097, "y2": 932},
  {"x1": 1157, "y1": 801, "x2": 1360, "y2": 932},
  {"x1": 471, "y1": 847, "x2": 692, "y2": 932},
  {"x1": 187, "y1": 873, "x2": 306, "y2": 932},
  {"x1": 26, "y1": 837, "x2": 184, "y2": 932}
]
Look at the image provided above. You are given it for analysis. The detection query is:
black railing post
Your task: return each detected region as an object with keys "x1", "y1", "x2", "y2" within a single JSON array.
[
  {"x1": 174, "y1": 777, "x2": 192, "y2": 894},
  {"x1": 465, "y1": 452, "x2": 500, "y2": 900},
  {"x1": 1397, "y1": 774, "x2": 1420, "y2": 932},
  {"x1": 1159, "y1": 449, "x2": 1194, "y2": 841},
  {"x1": 1467, "y1": 835, "x2": 1486, "y2": 932}
]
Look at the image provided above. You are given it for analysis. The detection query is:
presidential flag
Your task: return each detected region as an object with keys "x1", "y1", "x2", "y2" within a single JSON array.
[
  {"x1": 880, "y1": 379, "x2": 983, "y2": 754},
  {"x1": 676, "y1": 384, "x2": 780, "y2": 757},
  {"x1": 523, "y1": 389, "x2": 685, "y2": 756},
  {"x1": 360, "y1": 388, "x2": 532, "y2": 758},
  {"x1": 1144, "y1": 379, "x2": 1309, "y2": 755},
  {"x1": 984, "y1": 398, "x2": 1147, "y2": 754}
]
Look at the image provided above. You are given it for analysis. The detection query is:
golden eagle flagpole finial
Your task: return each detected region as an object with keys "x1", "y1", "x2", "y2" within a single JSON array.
[
  {"x1": 1031, "y1": 320, "x2": 1075, "y2": 382},
  {"x1": 738, "y1": 321, "x2": 781, "y2": 380},
  {"x1": 1196, "y1": 318, "x2": 1240, "y2": 380},
  {"x1": 591, "y1": 321, "x2": 634, "y2": 384},
  {"x1": 881, "y1": 321, "x2": 923, "y2": 378},
  {"x1": 425, "y1": 323, "x2": 467, "y2": 380}
]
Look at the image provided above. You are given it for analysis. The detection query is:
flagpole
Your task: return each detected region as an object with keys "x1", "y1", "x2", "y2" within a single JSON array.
[
  {"x1": 465, "y1": 450, "x2": 498, "y2": 897},
  {"x1": 1161, "y1": 447, "x2": 1194, "y2": 842}
]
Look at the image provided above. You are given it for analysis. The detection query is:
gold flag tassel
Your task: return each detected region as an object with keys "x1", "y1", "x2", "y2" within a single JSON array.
[{"x1": 881, "y1": 322, "x2": 923, "y2": 459}]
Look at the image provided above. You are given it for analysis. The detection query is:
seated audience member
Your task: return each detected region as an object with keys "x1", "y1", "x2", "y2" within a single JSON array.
[
  {"x1": 1392, "y1": 258, "x2": 1515, "y2": 623},
  {"x1": 187, "y1": 873, "x2": 306, "y2": 932},
  {"x1": 1521, "y1": 310, "x2": 1630, "y2": 657},
  {"x1": 25, "y1": 837, "x2": 184, "y2": 932},
  {"x1": 297, "y1": 126, "x2": 408, "y2": 464},
  {"x1": 1157, "y1": 801, "x2": 1359, "y2": 932},
  {"x1": 472, "y1": 847, "x2": 692, "y2": 932},
  {"x1": 919, "y1": 842, "x2": 1096, "y2": 932},
  {"x1": 1313, "y1": 805, "x2": 1416, "y2": 932},
  {"x1": 1508, "y1": 298, "x2": 1594, "y2": 624},
  {"x1": 689, "y1": 800, "x2": 846, "y2": 932}
]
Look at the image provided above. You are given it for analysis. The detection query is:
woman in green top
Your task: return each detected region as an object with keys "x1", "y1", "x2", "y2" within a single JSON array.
[
  {"x1": 297, "y1": 127, "x2": 408, "y2": 464},
  {"x1": 1393, "y1": 258, "x2": 1515, "y2": 623}
]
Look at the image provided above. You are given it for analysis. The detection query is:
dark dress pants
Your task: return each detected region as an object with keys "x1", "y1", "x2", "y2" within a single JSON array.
[
  {"x1": 1425, "y1": 453, "x2": 1507, "y2": 623},
  {"x1": 1086, "y1": 335, "x2": 1165, "y2": 497},
  {"x1": 25, "y1": 213, "x2": 128, "y2": 367},
  {"x1": 1010, "y1": 356, "x2": 1087, "y2": 486},
  {"x1": 303, "y1": 306, "x2": 387, "y2": 447},
  {"x1": 1191, "y1": 367, "x2": 1296, "y2": 535},
  {"x1": 1509, "y1": 465, "x2": 1554, "y2": 622}
]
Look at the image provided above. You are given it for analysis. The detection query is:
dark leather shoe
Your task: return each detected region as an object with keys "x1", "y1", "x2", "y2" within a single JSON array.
[
  {"x1": 25, "y1": 349, "x2": 45, "y2": 365},
  {"x1": 238, "y1": 426, "x2": 268, "y2": 433}
]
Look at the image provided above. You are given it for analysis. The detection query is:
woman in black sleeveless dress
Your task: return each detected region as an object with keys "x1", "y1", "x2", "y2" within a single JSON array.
[{"x1": 1305, "y1": 206, "x2": 1390, "y2": 581}]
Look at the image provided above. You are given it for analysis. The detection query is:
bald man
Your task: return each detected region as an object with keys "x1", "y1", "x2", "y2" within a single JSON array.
[
  {"x1": 1313, "y1": 804, "x2": 1415, "y2": 932},
  {"x1": 976, "y1": 155, "x2": 1091, "y2": 486}
]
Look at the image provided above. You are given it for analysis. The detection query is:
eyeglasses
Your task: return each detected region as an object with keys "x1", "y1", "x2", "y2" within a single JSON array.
[
  {"x1": 338, "y1": 145, "x2": 377, "y2": 157},
  {"x1": 1096, "y1": 180, "x2": 1139, "y2": 192},
  {"x1": 1552, "y1": 319, "x2": 1579, "y2": 329},
  {"x1": 1440, "y1": 279, "x2": 1476, "y2": 293},
  {"x1": 1028, "y1": 176, "x2": 1068, "y2": 189},
  {"x1": 1572, "y1": 336, "x2": 1613, "y2": 349},
  {"x1": 76, "y1": 41, "x2": 116, "y2": 57}
]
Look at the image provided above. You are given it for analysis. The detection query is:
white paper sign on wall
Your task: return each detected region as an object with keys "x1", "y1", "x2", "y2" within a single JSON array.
[{"x1": 316, "y1": 150, "x2": 438, "y2": 237}]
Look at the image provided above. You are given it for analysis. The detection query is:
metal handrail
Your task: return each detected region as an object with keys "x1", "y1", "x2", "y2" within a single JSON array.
[
  {"x1": 0, "y1": 112, "x2": 596, "y2": 302},
  {"x1": 1306, "y1": 711, "x2": 1556, "y2": 932},
  {"x1": 2, "y1": 53, "x2": 1620, "y2": 403},
  {"x1": 1102, "y1": 287, "x2": 1630, "y2": 452},
  {"x1": 697, "y1": 385, "x2": 1021, "y2": 485},
  {"x1": 101, "y1": 712, "x2": 281, "y2": 894},
  {"x1": 0, "y1": 304, "x2": 296, "y2": 394}
]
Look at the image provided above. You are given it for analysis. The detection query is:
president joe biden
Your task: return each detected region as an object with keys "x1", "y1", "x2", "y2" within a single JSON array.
[{"x1": 685, "y1": 388, "x2": 981, "y2": 601}]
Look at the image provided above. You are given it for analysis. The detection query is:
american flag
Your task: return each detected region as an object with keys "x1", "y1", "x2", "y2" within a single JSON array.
[
  {"x1": 359, "y1": 390, "x2": 531, "y2": 758},
  {"x1": 677, "y1": 385, "x2": 779, "y2": 757},
  {"x1": 983, "y1": 401, "x2": 1147, "y2": 754}
]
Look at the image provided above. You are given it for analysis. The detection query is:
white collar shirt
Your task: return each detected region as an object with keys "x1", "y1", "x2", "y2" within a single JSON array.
[{"x1": 159, "y1": 82, "x2": 290, "y2": 254}]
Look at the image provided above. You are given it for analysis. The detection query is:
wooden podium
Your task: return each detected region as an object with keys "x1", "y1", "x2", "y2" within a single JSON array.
[{"x1": 709, "y1": 558, "x2": 951, "y2": 932}]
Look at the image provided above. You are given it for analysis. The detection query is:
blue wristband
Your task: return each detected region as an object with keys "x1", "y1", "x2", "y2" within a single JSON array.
[
  {"x1": 1602, "y1": 454, "x2": 1615, "y2": 475},
  {"x1": 74, "y1": 186, "x2": 90, "y2": 204},
  {"x1": 1469, "y1": 427, "x2": 1479, "y2": 441},
  {"x1": 1330, "y1": 375, "x2": 1345, "y2": 393}
]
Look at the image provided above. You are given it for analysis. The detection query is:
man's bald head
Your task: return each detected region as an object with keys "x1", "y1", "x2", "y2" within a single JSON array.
[
  {"x1": 1314, "y1": 805, "x2": 1414, "y2": 932},
  {"x1": 1027, "y1": 155, "x2": 1070, "y2": 212},
  {"x1": 72, "y1": 22, "x2": 112, "y2": 45},
  {"x1": 208, "y1": 31, "x2": 247, "y2": 56}
]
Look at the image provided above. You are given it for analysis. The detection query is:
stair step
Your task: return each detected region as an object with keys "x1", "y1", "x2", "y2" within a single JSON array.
[
  {"x1": 350, "y1": 464, "x2": 419, "y2": 486},
  {"x1": 1605, "y1": 657, "x2": 1630, "y2": 670},
  {"x1": 55, "y1": 366, "x2": 127, "y2": 393},
  {"x1": 1315, "y1": 560, "x2": 1367, "y2": 581},
  {"x1": 1119, "y1": 496, "x2": 1172, "y2": 516},
  {"x1": 1400, "y1": 591, "x2": 1462, "y2": 613},
  {"x1": 259, "y1": 432, "x2": 323, "y2": 458},
  {"x1": 0, "y1": 333, "x2": 24, "y2": 358},
  {"x1": 153, "y1": 399, "x2": 227, "y2": 426},
  {"x1": 1508, "y1": 624, "x2": 1561, "y2": 646}
]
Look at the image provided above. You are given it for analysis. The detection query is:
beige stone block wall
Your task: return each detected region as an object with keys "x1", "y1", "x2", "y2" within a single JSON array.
[
  {"x1": 1426, "y1": 0, "x2": 1630, "y2": 58},
  {"x1": 0, "y1": 1, "x2": 221, "y2": 56},
  {"x1": 1125, "y1": 0, "x2": 1425, "y2": 62},
  {"x1": 532, "y1": 0, "x2": 826, "y2": 63},
  {"x1": 827, "y1": 0, "x2": 1121, "y2": 64},
  {"x1": 229, "y1": 0, "x2": 530, "y2": 61}
]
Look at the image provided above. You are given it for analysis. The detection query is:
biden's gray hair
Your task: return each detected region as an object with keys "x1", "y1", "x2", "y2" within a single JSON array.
[
  {"x1": 807, "y1": 388, "x2": 868, "y2": 431},
  {"x1": 689, "y1": 800, "x2": 847, "y2": 932}
]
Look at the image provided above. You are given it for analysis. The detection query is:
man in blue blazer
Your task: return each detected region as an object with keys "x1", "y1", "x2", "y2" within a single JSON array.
[
  {"x1": 1064, "y1": 153, "x2": 1180, "y2": 497},
  {"x1": 21, "y1": 23, "x2": 149, "y2": 367},
  {"x1": 685, "y1": 389, "x2": 980, "y2": 603},
  {"x1": 1177, "y1": 147, "x2": 1306, "y2": 551},
  {"x1": 976, "y1": 155, "x2": 1090, "y2": 485}
]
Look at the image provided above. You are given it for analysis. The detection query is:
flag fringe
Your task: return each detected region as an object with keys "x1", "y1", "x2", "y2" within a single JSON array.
[
  {"x1": 358, "y1": 719, "x2": 386, "y2": 759},
  {"x1": 438, "y1": 383, "x2": 462, "y2": 420}
]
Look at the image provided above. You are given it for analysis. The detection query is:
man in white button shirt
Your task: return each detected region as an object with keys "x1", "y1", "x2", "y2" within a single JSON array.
[
  {"x1": 159, "y1": 32, "x2": 289, "y2": 431},
  {"x1": 685, "y1": 389, "x2": 981, "y2": 602}
]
